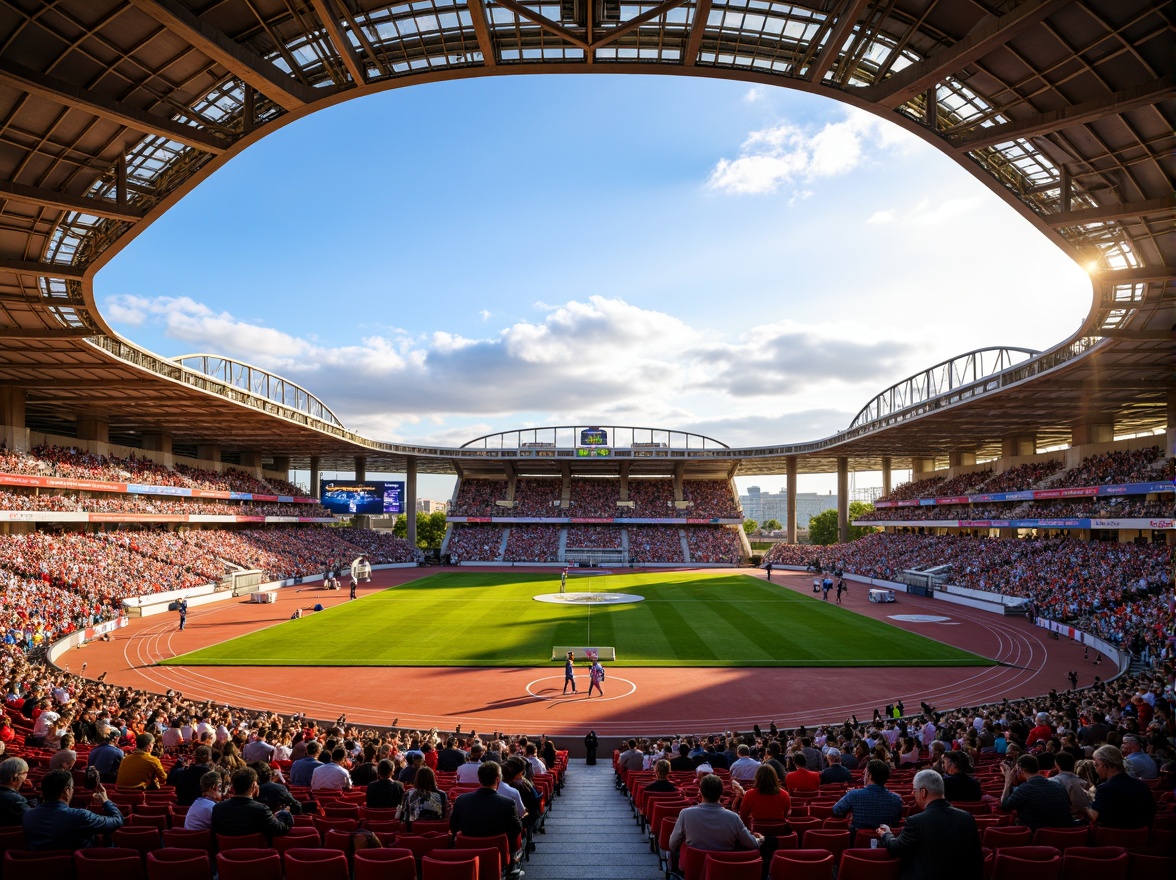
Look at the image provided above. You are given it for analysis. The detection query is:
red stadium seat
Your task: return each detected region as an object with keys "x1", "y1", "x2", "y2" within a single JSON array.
[
  {"x1": 145, "y1": 848, "x2": 212, "y2": 880},
  {"x1": 1033, "y1": 827, "x2": 1090, "y2": 851},
  {"x1": 74, "y1": 848, "x2": 145, "y2": 880},
  {"x1": 215, "y1": 850, "x2": 282, "y2": 880},
  {"x1": 3, "y1": 850, "x2": 74, "y2": 880},
  {"x1": 992, "y1": 846, "x2": 1062, "y2": 880},
  {"x1": 161, "y1": 828, "x2": 212, "y2": 855},
  {"x1": 421, "y1": 855, "x2": 477, "y2": 880},
  {"x1": 1128, "y1": 851, "x2": 1176, "y2": 880},
  {"x1": 1059, "y1": 846, "x2": 1128, "y2": 880},
  {"x1": 281, "y1": 848, "x2": 350, "y2": 880},
  {"x1": 113, "y1": 825, "x2": 163, "y2": 858},
  {"x1": 353, "y1": 848, "x2": 417, "y2": 880},
  {"x1": 215, "y1": 833, "x2": 268, "y2": 851},
  {"x1": 838, "y1": 848, "x2": 900, "y2": 880},
  {"x1": 1090, "y1": 825, "x2": 1149, "y2": 848},
  {"x1": 983, "y1": 825, "x2": 1033, "y2": 850},
  {"x1": 703, "y1": 850, "x2": 763, "y2": 880},
  {"x1": 800, "y1": 828, "x2": 849, "y2": 861},
  {"x1": 427, "y1": 848, "x2": 502, "y2": 880},
  {"x1": 768, "y1": 849, "x2": 835, "y2": 880}
]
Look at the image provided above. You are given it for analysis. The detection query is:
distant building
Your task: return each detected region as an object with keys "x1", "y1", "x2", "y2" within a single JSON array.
[
  {"x1": 416, "y1": 498, "x2": 448, "y2": 514},
  {"x1": 741, "y1": 487, "x2": 837, "y2": 529}
]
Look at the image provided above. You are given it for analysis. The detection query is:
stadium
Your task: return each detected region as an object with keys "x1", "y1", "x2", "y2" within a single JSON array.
[{"x1": 0, "y1": 1, "x2": 1172, "y2": 878}]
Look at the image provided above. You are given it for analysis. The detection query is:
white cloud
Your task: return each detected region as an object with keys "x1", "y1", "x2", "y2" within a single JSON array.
[
  {"x1": 866, "y1": 209, "x2": 895, "y2": 225},
  {"x1": 743, "y1": 86, "x2": 765, "y2": 103},
  {"x1": 102, "y1": 293, "x2": 919, "y2": 447},
  {"x1": 479, "y1": 309, "x2": 492, "y2": 321},
  {"x1": 707, "y1": 108, "x2": 923, "y2": 196}
]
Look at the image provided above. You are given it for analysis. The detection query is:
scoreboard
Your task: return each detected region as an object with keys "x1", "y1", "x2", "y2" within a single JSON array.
[{"x1": 580, "y1": 428, "x2": 608, "y2": 446}]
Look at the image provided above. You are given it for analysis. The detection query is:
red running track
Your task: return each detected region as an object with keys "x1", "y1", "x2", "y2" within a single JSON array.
[{"x1": 67, "y1": 567, "x2": 1096, "y2": 737}]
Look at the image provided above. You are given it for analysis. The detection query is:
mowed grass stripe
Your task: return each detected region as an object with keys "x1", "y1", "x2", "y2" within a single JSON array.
[{"x1": 161, "y1": 572, "x2": 992, "y2": 668}]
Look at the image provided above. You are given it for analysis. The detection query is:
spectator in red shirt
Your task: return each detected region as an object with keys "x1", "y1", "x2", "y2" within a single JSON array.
[
  {"x1": 784, "y1": 752, "x2": 820, "y2": 793},
  {"x1": 1027, "y1": 713, "x2": 1054, "y2": 747}
]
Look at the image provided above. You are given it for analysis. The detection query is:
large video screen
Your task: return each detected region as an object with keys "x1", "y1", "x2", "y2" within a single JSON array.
[{"x1": 320, "y1": 479, "x2": 404, "y2": 515}]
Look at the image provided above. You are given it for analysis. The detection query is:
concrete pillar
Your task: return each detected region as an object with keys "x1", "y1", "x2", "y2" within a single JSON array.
[
  {"x1": 1001, "y1": 433, "x2": 1037, "y2": 458},
  {"x1": 239, "y1": 451, "x2": 263, "y2": 470},
  {"x1": 1071, "y1": 419, "x2": 1113, "y2": 446},
  {"x1": 785, "y1": 456, "x2": 798, "y2": 544},
  {"x1": 837, "y1": 457, "x2": 849, "y2": 544},
  {"x1": 309, "y1": 456, "x2": 321, "y2": 497},
  {"x1": 948, "y1": 450, "x2": 976, "y2": 468},
  {"x1": 76, "y1": 416, "x2": 109, "y2": 444},
  {"x1": 0, "y1": 388, "x2": 28, "y2": 452},
  {"x1": 271, "y1": 455, "x2": 291, "y2": 478},
  {"x1": 911, "y1": 457, "x2": 936, "y2": 477},
  {"x1": 406, "y1": 457, "x2": 418, "y2": 548},
  {"x1": 881, "y1": 456, "x2": 892, "y2": 497},
  {"x1": 354, "y1": 455, "x2": 366, "y2": 482},
  {"x1": 196, "y1": 444, "x2": 221, "y2": 464},
  {"x1": 141, "y1": 432, "x2": 172, "y2": 454}
]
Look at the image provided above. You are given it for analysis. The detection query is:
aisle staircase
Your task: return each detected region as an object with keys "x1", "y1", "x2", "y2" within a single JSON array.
[{"x1": 524, "y1": 758, "x2": 663, "y2": 880}]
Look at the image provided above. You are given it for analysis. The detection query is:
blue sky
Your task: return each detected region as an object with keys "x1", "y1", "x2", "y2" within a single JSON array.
[{"x1": 94, "y1": 74, "x2": 1091, "y2": 500}]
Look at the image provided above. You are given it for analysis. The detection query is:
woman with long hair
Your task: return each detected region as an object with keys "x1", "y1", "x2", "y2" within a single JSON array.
[
  {"x1": 736, "y1": 763, "x2": 791, "y2": 827},
  {"x1": 397, "y1": 765, "x2": 449, "y2": 827}
]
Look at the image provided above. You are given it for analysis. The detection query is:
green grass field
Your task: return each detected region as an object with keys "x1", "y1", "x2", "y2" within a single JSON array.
[{"x1": 160, "y1": 571, "x2": 992, "y2": 668}]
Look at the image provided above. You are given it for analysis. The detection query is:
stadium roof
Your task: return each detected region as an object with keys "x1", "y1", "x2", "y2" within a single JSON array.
[{"x1": 0, "y1": 0, "x2": 1171, "y2": 475}]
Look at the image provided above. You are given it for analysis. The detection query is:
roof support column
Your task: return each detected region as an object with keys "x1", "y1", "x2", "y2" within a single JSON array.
[
  {"x1": 309, "y1": 456, "x2": 321, "y2": 498},
  {"x1": 239, "y1": 451, "x2": 263, "y2": 472},
  {"x1": 354, "y1": 455, "x2": 366, "y2": 482},
  {"x1": 1070, "y1": 419, "x2": 1113, "y2": 447},
  {"x1": 837, "y1": 456, "x2": 849, "y2": 544},
  {"x1": 0, "y1": 388, "x2": 27, "y2": 452},
  {"x1": 141, "y1": 431, "x2": 172, "y2": 454},
  {"x1": 271, "y1": 456, "x2": 291, "y2": 479},
  {"x1": 77, "y1": 416, "x2": 109, "y2": 447},
  {"x1": 196, "y1": 444, "x2": 221, "y2": 464},
  {"x1": 881, "y1": 456, "x2": 892, "y2": 497},
  {"x1": 948, "y1": 450, "x2": 976, "y2": 469},
  {"x1": 785, "y1": 456, "x2": 798, "y2": 544},
  {"x1": 1001, "y1": 433, "x2": 1037, "y2": 459},
  {"x1": 406, "y1": 456, "x2": 418, "y2": 549},
  {"x1": 911, "y1": 457, "x2": 936, "y2": 478}
]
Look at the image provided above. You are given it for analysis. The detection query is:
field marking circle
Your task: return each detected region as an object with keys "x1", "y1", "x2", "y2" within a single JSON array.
[
  {"x1": 889, "y1": 614, "x2": 953, "y2": 623},
  {"x1": 525, "y1": 675, "x2": 637, "y2": 703},
  {"x1": 533, "y1": 592, "x2": 645, "y2": 606}
]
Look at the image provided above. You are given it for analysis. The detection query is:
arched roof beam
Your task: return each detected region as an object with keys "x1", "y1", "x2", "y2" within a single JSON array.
[
  {"x1": 125, "y1": 0, "x2": 319, "y2": 112},
  {"x1": 309, "y1": 0, "x2": 366, "y2": 87},
  {"x1": 684, "y1": 0, "x2": 712, "y2": 67},
  {"x1": 464, "y1": 0, "x2": 497, "y2": 67},
  {"x1": 591, "y1": 1, "x2": 689, "y2": 52},
  {"x1": 1093, "y1": 265, "x2": 1174, "y2": 284},
  {"x1": 953, "y1": 76, "x2": 1174, "y2": 152},
  {"x1": 803, "y1": 0, "x2": 874, "y2": 84},
  {"x1": 0, "y1": 327, "x2": 94, "y2": 339},
  {"x1": 865, "y1": 0, "x2": 1071, "y2": 108},
  {"x1": 0, "y1": 180, "x2": 144, "y2": 223},
  {"x1": 492, "y1": 0, "x2": 590, "y2": 52},
  {"x1": 0, "y1": 59, "x2": 228, "y2": 155},
  {"x1": 0, "y1": 259, "x2": 87, "y2": 280},
  {"x1": 1045, "y1": 194, "x2": 1175, "y2": 228}
]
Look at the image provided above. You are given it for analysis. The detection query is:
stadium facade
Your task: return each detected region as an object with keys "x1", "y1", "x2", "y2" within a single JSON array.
[{"x1": 0, "y1": 1, "x2": 1171, "y2": 551}]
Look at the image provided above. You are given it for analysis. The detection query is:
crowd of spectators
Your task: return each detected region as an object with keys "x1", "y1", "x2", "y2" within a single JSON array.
[
  {"x1": 0, "y1": 445, "x2": 306, "y2": 496},
  {"x1": 512, "y1": 479, "x2": 562, "y2": 516},
  {"x1": 857, "y1": 494, "x2": 1171, "y2": 522},
  {"x1": 565, "y1": 525, "x2": 622, "y2": 549},
  {"x1": 0, "y1": 490, "x2": 330, "y2": 518},
  {"x1": 930, "y1": 469, "x2": 994, "y2": 497},
  {"x1": 765, "y1": 534, "x2": 1173, "y2": 657},
  {"x1": 879, "y1": 446, "x2": 1165, "y2": 506},
  {"x1": 627, "y1": 527, "x2": 686, "y2": 564},
  {"x1": 503, "y1": 526, "x2": 560, "y2": 563},
  {"x1": 685, "y1": 527, "x2": 743, "y2": 564},
  {"x1": 1050, "y1": 446, "x2": 1164, "y2": 489},
  {"x1": 446, "y1": 525, "x2": 504, "y2": 561},
  {"x1": 682, "y1": 480, "x2": 741, "y2": 518},
  {"x1": 979, "y1": 459, "x2": 1065, "y2": 493},
  {"x1": 449, "y1": 479, "x2": 503, "y2": 516},
  {"x1": 627, "y1": 479, "x2": 676, "y2": 510},
  {"x1": 568, "y1": 479, "x2": 618, "y2": 517}
]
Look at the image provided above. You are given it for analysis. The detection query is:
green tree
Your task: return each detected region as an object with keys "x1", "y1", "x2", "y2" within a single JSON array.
[
  {"x1": 807, "y1": 502, "x2": 877, "y2": 545},
  {"x1": 742, "y1": 518, "x2": 758, "y2": 535},
  {"x1": 762, "y1": 518, "x2": 782, "y2": 532},
  {"x1": 391, "y1": 511, "x2": 448, "y2": 549}
]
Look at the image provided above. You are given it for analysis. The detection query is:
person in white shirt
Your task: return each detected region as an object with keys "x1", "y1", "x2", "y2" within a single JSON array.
[
  {"x1": 728, "y1": 745, "x2": 761, "y2": 783},
  {"x1": 455, "y1": 745, "x2": 486, "y2": 784},
  {"x1": 310, "y1": 747, "x2": 353, "y2": 791},
  {"x1": 524, "y1": 743, "x2": 546, "y2": 777},
  {"x1": 32, "y1": 703, "x2": 60, "y2": 744},
  {"x1": 184, "y1": 771, "x2": 223, "y2": 830}
]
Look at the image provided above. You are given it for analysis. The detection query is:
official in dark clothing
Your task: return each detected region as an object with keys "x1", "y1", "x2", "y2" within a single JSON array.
[
  {"x1": 942, "y1": 751, "x2": 983, "y2": 803},
  {"x1": 449, "y1": 761, "x2": 522, "y2": 845},
  {"x1": 85, "y1": 731, "x2": 124, "y2": 783},
  {"x1": 879, "y1": 768, "x2": 982, "y2": 880},
  {"x1": 210, "y1": 767, "x2": 292, "y2": 841},
  {"x1": 583, "y1": 730, "x2": 599, "y2": 766},
  {"x1": 252, "y1": 762, "x2": 303, "y2": 815},
  {"x1": 669, "y1": 743, "x2": 695, "y2": 773},
  {"x1": 1087, "y1": 744, "x2": 1157, "y2": 829},
  {"x1": 366, "y1": 759, "x2": 406, "y2": 809},
  {"x1": 166, "y1": 745, "x2": 214, "y2": 806},
  {"x1": 437, "y1": 738, "x2": 468, "y2": 773},
  {"x1": 999, "y1": 754, "x2": 1074, "y2": 831},
  {"x1": 23, "y1": 769, "x2": 123, "y2": 850}
]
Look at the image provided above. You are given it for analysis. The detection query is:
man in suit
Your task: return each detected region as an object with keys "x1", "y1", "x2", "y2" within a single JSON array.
[
  {"x1": 449, "y1": 761, "x2": 523, "y2": 874},
  {"x1": 22, "y1": 769, "x2": 124, "y2": 850},
  {"x1": 877, "y1": 769, "x2": 982, "y2": 880},
  {"x1": 210, "y1": 767, "x2": 293, "y2": 841}
]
